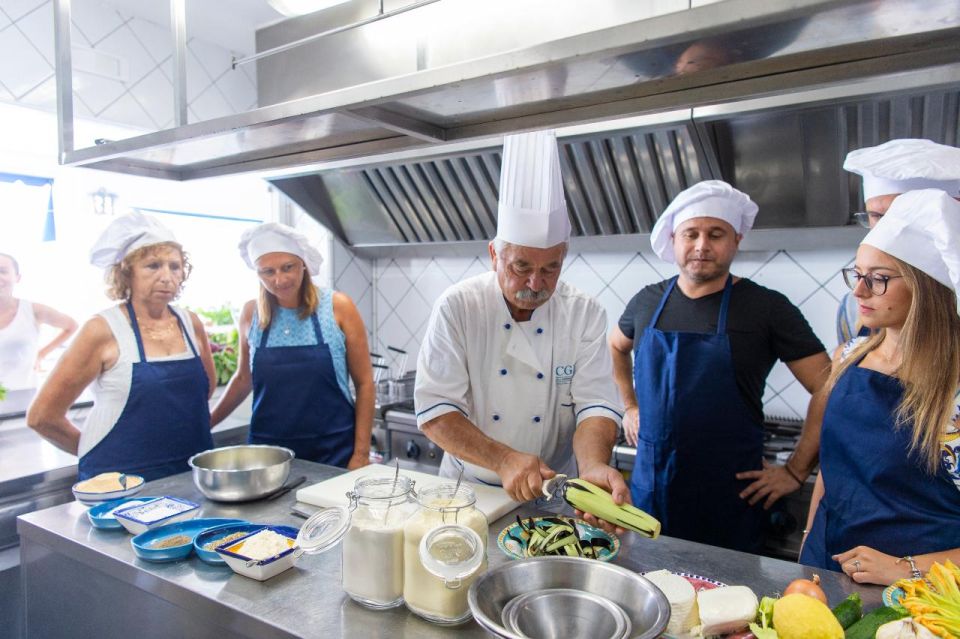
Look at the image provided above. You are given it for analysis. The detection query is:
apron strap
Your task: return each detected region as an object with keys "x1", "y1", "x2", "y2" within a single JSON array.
[
  {"x1": 716, "y1": 275, "x2": 734, "y2": 335},
  {"x1": 125, "y1": 301, "x2": 147, "y2": 362},
  {"x1": 647, "y1": 275, "x2": 735, "y2": 334},
  {"x1": 259, "y1": 307, "x2": 323, "y2": 348},
  {"x1": 647, "y1": 277, "x2": 678, "y2": 329},
  {"x1": 172, "y1": 308, "x2": 199, "y2": 357}
]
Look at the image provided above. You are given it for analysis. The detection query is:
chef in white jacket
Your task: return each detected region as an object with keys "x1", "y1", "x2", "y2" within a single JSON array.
[{"x1": 415, "y1": 130, "x2": 627, "y2": 523}]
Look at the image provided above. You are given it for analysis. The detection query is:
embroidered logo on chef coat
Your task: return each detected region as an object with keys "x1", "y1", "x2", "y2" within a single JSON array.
[{"x1": 554, "y1": 364, "x2": 575, "y2": 385}]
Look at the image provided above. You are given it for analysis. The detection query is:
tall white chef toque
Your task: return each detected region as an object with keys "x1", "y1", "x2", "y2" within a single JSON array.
[
  {"x1": 496, "y1": 130, "x2": 571, "y2": 249},
  {"x1": 89, "y1": 210, "x2": 178, "y2": 268},
  {"x1": 238, "y1": 222, "x2": 324, "y2": 276},
  {"x1": 650, "y1": 180, "x2": 759, "y2": 263},
  {"x1": 861, "y1": 189, "x2": 960, "y2": 314},
  {"x1": 843, "y1": 139, "x2": 960, "y2": 200}
]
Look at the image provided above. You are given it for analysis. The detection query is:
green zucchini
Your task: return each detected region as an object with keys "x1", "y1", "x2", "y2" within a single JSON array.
[
  {"x1": 831, "y1": 593, "x2": 863, "y2": 629},
  {"x1": 843, "y1": 605, "x2": 908, "y2": 639}
]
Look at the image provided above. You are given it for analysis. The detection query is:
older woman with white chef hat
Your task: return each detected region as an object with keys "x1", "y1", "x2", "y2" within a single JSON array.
[
  {"x1": 800, "y1": 189, "x2": 960, "y2": 585},
  {"x1": 415, "y1": 130, "x2": 627, "y2": 530},
  {"x1": 28, "y1": 211, "x2": 216, "y2": 481},
  {"x1": 210, "y1": 223, "x2": 373, "y2": 469},
  {"x1": 837, "y1": 139, "x2": 960, "y2": 343}
]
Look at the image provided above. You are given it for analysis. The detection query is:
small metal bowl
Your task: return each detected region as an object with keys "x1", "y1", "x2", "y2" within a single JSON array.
[
  {"x1": 188, "y1": 445, "x2": 294, "y2": 502},
  {"x1": 501, "y1": 588, "x2": 632, "y2": 639},
  {"x1": 468, "y1": 557, "x2": 670, "y2": 639}
]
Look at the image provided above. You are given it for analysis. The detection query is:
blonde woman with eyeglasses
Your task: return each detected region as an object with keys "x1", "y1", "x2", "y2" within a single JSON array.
[{"x1": 799, "y1": 189, "x2": 960, "y2": 585}]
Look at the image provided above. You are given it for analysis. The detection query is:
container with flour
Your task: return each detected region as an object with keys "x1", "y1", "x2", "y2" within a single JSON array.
[
  {"x1": 403, "y1": 484, "x2": 488, "y2": 625},
  {"x1": 340, "y1": 476, "x2": 417, "y2": 609},
  {"x1": 287, "y1": 474, "x2": 417, "y2": 605}
]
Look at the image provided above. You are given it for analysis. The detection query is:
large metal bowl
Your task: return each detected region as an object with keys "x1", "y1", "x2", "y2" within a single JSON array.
[
  {"x1": 468, "y1": 557, "x2": 670, "y2": 639},
  {"x1": 188, "y1": 445, "x2": 294, "y2": 502}
]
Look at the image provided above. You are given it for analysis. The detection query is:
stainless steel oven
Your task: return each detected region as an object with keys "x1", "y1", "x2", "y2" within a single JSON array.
[{"x1": 383, "y1": 400, "x2": 444, "y2": 474}]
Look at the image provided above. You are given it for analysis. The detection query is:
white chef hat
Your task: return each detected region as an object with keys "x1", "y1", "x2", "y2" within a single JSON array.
[
  {"x1": 650, "y1": 180, "x2": 759, "y2": 263},
  {"x1": 89, "y1": 210, "x2": 178, "y2": 268},
  {"x1": 843, "y1": 139, "x2": 960, "y2": 201},
  {"x1": 238, "y1": 222, "x2": 324, "y2": 276},
  {"x1": 496, "y1": 130, "x2": 571, "y2": 249},
  {"x1": 862, "y1": 189, "x2": 960, "y2": 309}
]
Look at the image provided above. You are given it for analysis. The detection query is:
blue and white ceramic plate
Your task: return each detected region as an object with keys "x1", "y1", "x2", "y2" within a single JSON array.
[
  {"x1": 88, "y1": 496, "x2": 160, "y2": 530},
  {"x1": 497, "y1": 517, "x2": 620, "y2": 562},
  {"x1": 131, "y1": 518, "x2": 245, "y2": 562},
  {"x1": 194, "y1": 523, "x2": 269, "y2": 565}
]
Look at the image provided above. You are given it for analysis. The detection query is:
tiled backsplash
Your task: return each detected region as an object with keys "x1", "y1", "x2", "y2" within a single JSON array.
[
  {"x1": 332, "y1": 242, "x2": 855, "y2": 420},
  {"x1": 0, "y1": 0, "x2": 256, "y2": 131}
]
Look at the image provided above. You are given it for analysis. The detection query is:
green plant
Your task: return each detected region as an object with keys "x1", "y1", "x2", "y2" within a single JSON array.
[
  {"x1": 193, "y1": 304, "x2": 235, "y2": 326},
  {"x1": 209, "y1": 329, "x2": 239, "y2": 386},
  {"x1": 0, "y1": 382, "x2": 6, "y2": 401}
]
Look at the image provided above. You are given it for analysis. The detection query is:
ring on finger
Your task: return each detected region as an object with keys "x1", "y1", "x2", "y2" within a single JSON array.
[{"x1": 852, "y1": 559, "x2": 861, "y2": 572}]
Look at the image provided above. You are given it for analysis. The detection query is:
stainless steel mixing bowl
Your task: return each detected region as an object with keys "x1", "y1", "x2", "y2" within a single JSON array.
[
  {"x1": 188, "y1": 445, "x2": 294, "y2": 502},
  {"x1": 468, "y1": 557, "x2": 670, "y2": 639}
]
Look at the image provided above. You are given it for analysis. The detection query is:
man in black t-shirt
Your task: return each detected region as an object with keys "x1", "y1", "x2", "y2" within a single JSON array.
[{"x1": 608, "y1": 180, "x2": 830, "y2": 553}]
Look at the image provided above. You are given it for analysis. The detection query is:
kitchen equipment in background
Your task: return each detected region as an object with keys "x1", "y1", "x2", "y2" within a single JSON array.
[
  {"x1": 295, "y1": 463, "x2": 518, "y2": 522},
  {"x1": 188, "y1": 445, "x2": 294, "y2": 502},
  {"x1": 468, "y1": 557, "x2": 670, "y2": 639},
  {"x1": 384, "y1": 398, "x2": 440, "y2": 472}
]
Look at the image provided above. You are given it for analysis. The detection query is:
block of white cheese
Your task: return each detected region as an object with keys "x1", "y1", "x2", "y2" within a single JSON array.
[
  {"x1": 697, "y1": 585, "x2": 758, "y2": 635},
  {"x1": 643, "y1": 570, "x2": 698, "y2": 635}
]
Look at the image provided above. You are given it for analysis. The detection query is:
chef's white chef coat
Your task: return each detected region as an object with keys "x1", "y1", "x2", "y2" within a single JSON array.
[{"x1": 415, "y1": 271, "x2": 623, "y2": 485}]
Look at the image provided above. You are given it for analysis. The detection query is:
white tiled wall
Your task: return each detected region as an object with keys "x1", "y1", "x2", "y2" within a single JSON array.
[
  {"x1": 332, "y1": 244, "x2": 855, "y2": 420},
  {"x1": 0, "y1": 0, "x2": 256, "y2": 131}
]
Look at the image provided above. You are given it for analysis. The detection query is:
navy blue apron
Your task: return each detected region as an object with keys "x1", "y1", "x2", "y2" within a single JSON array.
[
  {"x1": 630, "y1": 276, "x2": 766, "y2": 552},
  {"x1": 249, "y1": 310, "x2": 355, "y2": 466},
  {"x1": 79, "y1": 303, "x2": 213, "y2": 482},
  {"x1": 799, "y1": 361, "x2": 960, "y2": 570}
]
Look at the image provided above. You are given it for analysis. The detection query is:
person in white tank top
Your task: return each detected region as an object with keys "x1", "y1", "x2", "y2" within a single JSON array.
[
  {"x1": 0, "y1": 252, "x2": 78, "y2": 391},
  {"x1": 26, "y1": 213, "x2": 217, "y2": 480}
]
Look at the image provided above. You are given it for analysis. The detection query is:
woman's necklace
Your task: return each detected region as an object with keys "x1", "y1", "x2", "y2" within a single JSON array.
[{"x1": 139, "y1": 316, "x2": 180, "y2": 341}]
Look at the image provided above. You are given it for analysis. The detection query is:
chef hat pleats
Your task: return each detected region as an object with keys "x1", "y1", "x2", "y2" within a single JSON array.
[
  {"x1": 496, "y1": 130, "x2": 571, "y2": 249},
  {"x1": 650, "y1": 180, "x2": 758, "y2": 263},
  {"x1": 89, "y1": 210, "x2": 178, "y2": 268},
  {"x1": 861, "y1": 189, "x2": 960, "y2": 309},
  {"x1": 844, "y1": 139, "x2": 960, "y2": 201},
  {"x1": 238, "y1": 222, "x2": 324, "y2": 276}
]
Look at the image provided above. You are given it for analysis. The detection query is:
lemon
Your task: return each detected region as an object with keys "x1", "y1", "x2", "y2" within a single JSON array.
[{"x1": 773, "y1": 593, "x2": 844, "y2": 639}]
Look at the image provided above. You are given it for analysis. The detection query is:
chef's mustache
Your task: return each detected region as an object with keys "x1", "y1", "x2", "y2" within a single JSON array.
[{"x1": 515, "y1": 288, "x2": 551, "y2": 303}]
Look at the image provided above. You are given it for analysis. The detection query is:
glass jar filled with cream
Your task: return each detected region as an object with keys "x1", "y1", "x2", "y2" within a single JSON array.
[{"x1": 403, "y1": 484, "x2": 488, "y2": 625}]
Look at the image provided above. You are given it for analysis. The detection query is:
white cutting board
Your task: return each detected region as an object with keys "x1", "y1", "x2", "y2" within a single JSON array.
[{"x1": 296, "y1": 464, "x2": 519, "y2": 522}]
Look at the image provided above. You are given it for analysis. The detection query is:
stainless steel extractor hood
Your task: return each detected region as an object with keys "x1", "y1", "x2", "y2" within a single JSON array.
[
  {"x1": 52, "y1": 0, "x2": 960, "y2": 249},
  {"x1": 269, "y1": 65, "x2": 960, "y2": 249}
]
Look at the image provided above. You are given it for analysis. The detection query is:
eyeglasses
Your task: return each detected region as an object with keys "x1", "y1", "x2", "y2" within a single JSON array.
[
  {"x1": 853, "y1": 210, "x2": 884, "y2": 229},
  {"x1": 841, "y1": 267, "x2": 903, "y2": 295}
]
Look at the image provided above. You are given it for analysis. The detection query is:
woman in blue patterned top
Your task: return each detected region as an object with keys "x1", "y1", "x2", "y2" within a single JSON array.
[
  {"x1": 211, "y1": 223, "x2": 374, "y2": 469},
  {"x1": 799, "y1": 190, "x2": 960, "y2": 585}
]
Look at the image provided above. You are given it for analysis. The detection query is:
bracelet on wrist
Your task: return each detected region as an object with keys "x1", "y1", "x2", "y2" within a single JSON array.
[
  {"x1": 783, "y1": 463, "x2": 804, "y2": 485},
  {"x1": 896, "y1": 555, "x2": 923, "y2": 580}
]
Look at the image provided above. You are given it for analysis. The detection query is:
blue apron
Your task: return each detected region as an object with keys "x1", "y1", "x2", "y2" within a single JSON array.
[
  {"x1": 79, "y1": 302, "x2": 213, "y2": 482},
  {"x1": 799, "y1": 361, "x2": 960, "y2": 570},
  {"x1": 630, "y1": 276, "x2": 766, "y2": 552},
  {"x1": 249, "y1": 311, "x2": 355, "y2": 466}
]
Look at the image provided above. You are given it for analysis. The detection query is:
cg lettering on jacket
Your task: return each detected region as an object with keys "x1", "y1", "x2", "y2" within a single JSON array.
[{"x1": 554, "y1": 364, "x2": 575, "y2": 385}]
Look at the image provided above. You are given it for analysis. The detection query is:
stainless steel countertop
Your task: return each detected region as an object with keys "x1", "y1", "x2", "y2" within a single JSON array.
[{"x1": 18, "y1": 460, "x2": 884, "y2": 638}]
